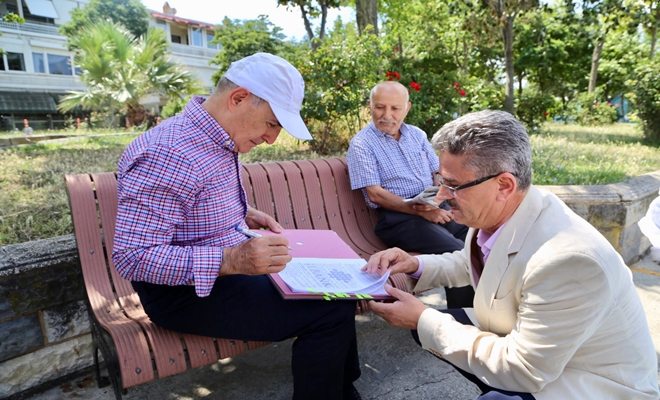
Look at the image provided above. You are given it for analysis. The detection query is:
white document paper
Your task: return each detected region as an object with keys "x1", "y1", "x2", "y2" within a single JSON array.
[
  {"x1": 278, "y1": 258, "x2": 389, "y2": 294},
  {"x1": 403, "y1": 186, "x2": 440, "y2": 207}
]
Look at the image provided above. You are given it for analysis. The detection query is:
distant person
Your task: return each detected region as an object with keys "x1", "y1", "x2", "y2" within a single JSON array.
[
  {"x1": 347, "y1": 81, "x2": 473, "y2": 308},
  {"x1": 113, "y1": 53, "x2": 362, "y2": 400},
  {"x1": 365, "y1": 110, "x2": 659, "y2": 400},
  {"x1": 22, "y1": 118, "x2": 33, "y2": 135}
]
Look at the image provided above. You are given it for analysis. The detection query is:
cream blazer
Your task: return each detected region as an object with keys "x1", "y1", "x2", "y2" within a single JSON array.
[{"x1": 414, "y1": 187, "x2": 659, "y2": 400}]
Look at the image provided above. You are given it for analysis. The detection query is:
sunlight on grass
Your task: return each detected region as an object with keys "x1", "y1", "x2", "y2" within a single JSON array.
[{"x1": 0, "y1": 124, "x2": 658, "y2": 245}]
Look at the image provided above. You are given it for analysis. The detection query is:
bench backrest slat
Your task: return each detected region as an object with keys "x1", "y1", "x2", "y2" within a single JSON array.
[{"x1": 292, "y1": 160, "x2": 331, "y2": 230}]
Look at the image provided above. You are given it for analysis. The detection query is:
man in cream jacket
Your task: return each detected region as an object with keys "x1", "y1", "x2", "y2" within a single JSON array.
[{"x1": 366, "y1": 110, "x2": 659, "y2": 400}]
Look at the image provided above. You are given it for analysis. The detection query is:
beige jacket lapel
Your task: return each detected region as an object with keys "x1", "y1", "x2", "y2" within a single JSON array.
[{"x1": 472, "y1": 187, "x2": 545, "y2": 332}]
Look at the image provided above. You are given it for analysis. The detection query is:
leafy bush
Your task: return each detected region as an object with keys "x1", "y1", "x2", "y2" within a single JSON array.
[
  {"x1": 632, "y1": 62, "x2": 660, "y2": 142},
  {"x1": 569, "y1": 92, "x2": 617, "y2": 126},
  {"x1": 291, "y1": 22, "x2": 383, "y2": 154},
  {"x1": 516, "y1": 86, "x2": 557, "y2": 132}
]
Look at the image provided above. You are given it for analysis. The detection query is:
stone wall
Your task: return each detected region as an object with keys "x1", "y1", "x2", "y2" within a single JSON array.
[
  {"x1": 0, "y1": 236, "x2": 92, "y2": 398},
  {"x1": 0, "y1": 170, "x2": 658, "y2": 398}
]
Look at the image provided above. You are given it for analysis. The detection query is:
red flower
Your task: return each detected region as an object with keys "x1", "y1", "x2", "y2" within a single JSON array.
[
  {"x1": 543, "y1": 111, "x2": 549, "y2": 117},
  {"x1": 409, "y1": 81, "x2": 421, "y2": 92},
  {"x1": 453, "y1": 81, "x2": 461, "y2": 89},
  {"x1": 385, "y1": 71, "x2": 401, "y2": 81},
  {"x1": 459, "y1": 89, "x2": 466, "y2": 97}
]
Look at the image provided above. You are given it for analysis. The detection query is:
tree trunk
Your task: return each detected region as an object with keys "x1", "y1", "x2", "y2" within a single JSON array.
[
  {"x1": 588, "y1": 36, "x2": 605, "y2": 93},
  {"x1": 356, "y1": 0, "x2": 378, "y2": 35},
  {"x1": 503, "y1": 15, "x2": 515, "y2": 113},
  {"x1": 298, "y1": 4, "x2": 315, "y2": 44},
  {"x1": 651, "y1": 20, "x2": 657, "y2": 58},
  {"x1": 319, "y1": 3, "x2": 328, "y2": 41}
]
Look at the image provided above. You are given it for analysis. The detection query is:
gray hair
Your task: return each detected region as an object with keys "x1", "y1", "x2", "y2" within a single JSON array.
[
  {"x1": 216, "y1": 77, "x2": 264, "y2": 106},
  {"x1": 369, "y1": 81, "x2": 409, "y2": 105},
  {"x1": 431, "y1": 110, "x2": 532, "y2": 190}
]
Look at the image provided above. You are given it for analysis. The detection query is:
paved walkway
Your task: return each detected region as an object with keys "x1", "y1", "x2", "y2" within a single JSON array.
[{"x1": 29, "y1": 253, "x2": 660, "y2": 400}]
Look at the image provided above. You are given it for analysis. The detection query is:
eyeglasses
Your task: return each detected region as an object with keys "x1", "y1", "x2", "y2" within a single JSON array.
[{"x1": 434, "y1": 172, "x2": 506, "y2": 198}]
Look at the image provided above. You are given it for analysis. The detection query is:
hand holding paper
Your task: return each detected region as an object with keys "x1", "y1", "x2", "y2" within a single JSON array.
[{"x1": 403, "y1": 186, "x2": 440, "y2": 207}]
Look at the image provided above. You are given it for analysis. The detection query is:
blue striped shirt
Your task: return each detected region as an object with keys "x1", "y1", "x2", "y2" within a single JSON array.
[
  {"x1": 346, "y1": 122, "x2": 438, "y2": 208},
  {"x1": 113, "y1": 96, "x2": 250, "y2": 297}
]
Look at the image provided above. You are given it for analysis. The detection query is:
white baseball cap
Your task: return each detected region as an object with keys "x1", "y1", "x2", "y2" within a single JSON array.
[{"x1": 224, "y1": 52, "x2": 313, "y2": 141}]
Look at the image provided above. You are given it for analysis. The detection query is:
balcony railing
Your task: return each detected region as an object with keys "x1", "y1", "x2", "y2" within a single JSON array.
[
  {"x1": 169, "y1": 42, "x2": 219, "y2": 58},
  {"x1": 0, "y1": 20, "x2": 60, "y2": 35}
]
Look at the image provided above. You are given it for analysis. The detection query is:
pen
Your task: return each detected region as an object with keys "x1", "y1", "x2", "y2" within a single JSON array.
[{"x1": 235, "y1": 225, "x2": 263, "y2": 238}]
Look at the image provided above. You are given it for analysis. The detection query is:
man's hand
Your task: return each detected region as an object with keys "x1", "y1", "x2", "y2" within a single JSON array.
[
  {"x1": 415, "y1": 207, "x2": 453, "y2": 224},
  {"x1": 369, "y1": 284, "x2": 427, "y2": 329},
  {"x1": 246, "y1": 206, "x2": 283, "y2": 233},
  {"x1": 362, "y1": 247, "x2": 419, "y2": 276},
  {"x1": 221, "y1": 235, "x2": 291, "y2": 276}
]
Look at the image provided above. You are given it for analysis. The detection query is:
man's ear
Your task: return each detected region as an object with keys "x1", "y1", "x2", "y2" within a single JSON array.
[
  {"x1": 495, "y1": 172, "x2": 518, "y2": 201},
  {"x1": 407, "y1": 101, "x2": 412, "y2": 112},
  {"x1": 227, "y1": 87, "x2": 250, "y2": 109}
]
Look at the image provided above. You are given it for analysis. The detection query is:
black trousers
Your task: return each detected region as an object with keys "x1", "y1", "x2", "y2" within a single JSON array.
[
  {"x1": 132, "y1": 275, "x2": 360, "y2": 400},
  {"x1": 375, "y1": 207, "x2": 475, "y2": 308},
  {"x1": 412, "y1": 309, "x2": 536, "y2": 400}
]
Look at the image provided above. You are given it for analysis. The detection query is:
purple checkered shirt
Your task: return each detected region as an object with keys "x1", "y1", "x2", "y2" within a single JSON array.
[{"x1": 112, "y1": 96, "x2": 250, "y2": 297}]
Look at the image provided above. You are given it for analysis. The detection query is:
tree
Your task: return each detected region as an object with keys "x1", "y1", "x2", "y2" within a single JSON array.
[
  {"x1": 60, "y1": 0, "x2": 149, "y2": 46},
  {"x1": 514, "y1": 4, "x2": 591, "y2": 118},
  {"x1": 59, "y1": 22, "x2": 201, "y2": 127},
  {"x1": 355, "y1": 0, "x2": 378, "y2": 35},
  {"x1": 581, "y1": 0, "x2": 629, "y2": 93},
  {"x1": 485, "y1": 0, "x2": 538, "y2": 113},
  {"x1": 278, "y1": 0, "x2": 342, "y2": 47},
  {"x1": 209, "y1": 16, "x2": 286, "y2": 84}
]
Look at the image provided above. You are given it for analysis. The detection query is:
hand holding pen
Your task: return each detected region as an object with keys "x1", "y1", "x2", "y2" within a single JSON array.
[{"x1": 220, "y1": 225, "x2": 292, "y2": 276}]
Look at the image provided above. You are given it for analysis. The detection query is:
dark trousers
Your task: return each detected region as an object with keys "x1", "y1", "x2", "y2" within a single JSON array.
[
  {"x1": 375, "y1": 208, "x2": 475, "y2": 308},
  {"x1": 132, "y1": 275, "x2": 360, "y2": 400},
  {"x1": 412, "y1": 309, "x2": 536, "y2": 400}
]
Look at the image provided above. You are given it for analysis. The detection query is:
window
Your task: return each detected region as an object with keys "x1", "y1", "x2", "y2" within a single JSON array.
[
  {"x1": 206, "y1": 32, "x2": 219, "y2": 49},
  {"x1": 155, "y1": 20, "x2": 167, "y2": 32},
  {"x1": 7, "y1": 52, "x2": 25, "y2": 71},
  {"x1": 171, "y1": 34, "x2": 182, "y2": 44},
  {"x1": 33, "y1": 53, "x2": 45, "y2": 73},
  {"x1": 47, "y1": 54, "x2": 72, "y2": 75},
  {"x1": 24, "y1": 0, "x2": 58, "y2": 18},
  {"x1": 191, "y1": 27, "x2": 203, "y2": 47}
]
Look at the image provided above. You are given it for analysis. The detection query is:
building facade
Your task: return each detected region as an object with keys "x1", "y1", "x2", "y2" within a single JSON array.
[{"x1": 0, "y1": 0, "x2": 219, "y2": 131}]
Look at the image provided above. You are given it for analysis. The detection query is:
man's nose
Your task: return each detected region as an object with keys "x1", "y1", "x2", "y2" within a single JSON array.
[
  {"x1": 435, "y1": 186, "x2": 453, "y2": 201},
  {"x1": 264, "y1": 128, "x2": 281, "y2": 144}
]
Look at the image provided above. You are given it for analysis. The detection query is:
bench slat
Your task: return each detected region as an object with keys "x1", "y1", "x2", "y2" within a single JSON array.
[
  {"x1": 243, "y1": 163, "x2": 276, "y2": 218},
  {"x1": 331, "y1": 158, "x2": 387, "y2": 252},
  {"x1": 65, "y1": 174, "x2": 156, "y2": 387},
  {"x1": 261, "y1": 162, "x2": 296, "y2": 228},
  {"x1": 292, "y1": 160, "x2": 331, "y2": 230},
  {"x1": 278, "y1": 161, "x2": 315, "y2": 229}
]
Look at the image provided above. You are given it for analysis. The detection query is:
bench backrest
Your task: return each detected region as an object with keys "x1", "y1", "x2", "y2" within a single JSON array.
[
  {"x1": 242, "y1": 157, "x2": 386, "y2": 258},
  {"x1": 64, "y1": 157, "x2": 389, "y2": 390}
]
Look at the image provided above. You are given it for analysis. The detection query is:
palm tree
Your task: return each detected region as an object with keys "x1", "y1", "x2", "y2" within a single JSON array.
[{"x1": 59, "y1": 21, "x2": 202, "y2": 127}]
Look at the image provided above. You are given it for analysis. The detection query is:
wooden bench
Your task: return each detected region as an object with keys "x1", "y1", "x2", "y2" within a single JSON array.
[{"x1": 65, "y1": 156, "x2": 411, "y2": 400}]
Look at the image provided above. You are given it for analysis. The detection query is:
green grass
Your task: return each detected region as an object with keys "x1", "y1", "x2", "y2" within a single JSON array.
[
  {"x1": 532, "y1": 123, "x2": 659, "y2": 185},
  {"x1": 0, "y1": 123, "x2": 658, "y2": 245}
]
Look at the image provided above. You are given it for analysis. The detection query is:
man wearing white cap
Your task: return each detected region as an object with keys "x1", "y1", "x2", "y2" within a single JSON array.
[{"x1": 113, "y1": 53, "x2": 362, "y2": 399}]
